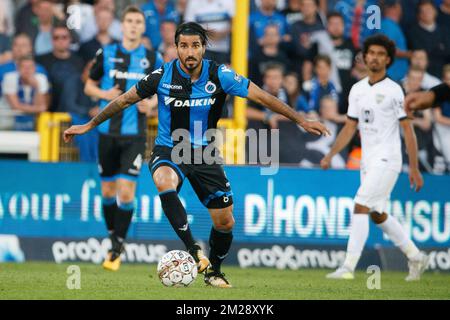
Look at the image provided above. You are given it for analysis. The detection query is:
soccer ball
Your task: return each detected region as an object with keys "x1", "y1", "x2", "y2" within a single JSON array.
[{"x1": 157, "y1": 250, "x2": 198, "y2": 287}]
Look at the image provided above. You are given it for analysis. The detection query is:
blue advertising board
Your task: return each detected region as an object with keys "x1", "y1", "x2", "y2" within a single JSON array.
[{"x1": 0, "y1": 161, "x2": 449, "y2": 248}]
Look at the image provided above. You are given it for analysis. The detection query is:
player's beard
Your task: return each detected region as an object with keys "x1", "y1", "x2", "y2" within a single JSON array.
[
  {"x1": 183, "y1": 57, "x2": 200, "y2": 71},
  {"x1": 367, "y1": 60, "x2": 384, "y2": 73},
  {"x1": 368, "y1": 66, "x2": 383, "y2": 73}
]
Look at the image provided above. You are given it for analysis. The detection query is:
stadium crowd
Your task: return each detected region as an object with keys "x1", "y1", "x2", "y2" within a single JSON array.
[{"x1": 0, "y1": 0, "x2": 449, "y2": 173}]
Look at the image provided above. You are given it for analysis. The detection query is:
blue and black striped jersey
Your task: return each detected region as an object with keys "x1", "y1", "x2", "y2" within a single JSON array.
[
  {"x1": 135, "y1": 59, "x2": 250, "y2": 147},
  {"x1": 90, "y1": 43, "x2": 164, "y2": 137}
]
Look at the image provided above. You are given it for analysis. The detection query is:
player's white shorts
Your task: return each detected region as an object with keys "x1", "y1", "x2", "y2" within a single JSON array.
[{"x1": 354, "y1": 165, "x2": 399, "y2": 213}]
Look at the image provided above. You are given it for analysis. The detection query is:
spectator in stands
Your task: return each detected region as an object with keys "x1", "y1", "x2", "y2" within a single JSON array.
[
  {"x1": 250, "y1": 24, "x2": 291, "y2": 86},
  {"x1": 326, "y1": 11, "x2": 356, "y2": 114},
  {"x1": 0, "y1": 35, "x2": 12, "y2": 67},
  {"x1": 176, "y1": 0, "x2": 188, "y2": 24},
  {"x1": 15, "y1": 0, "x2": 62, "y2": 56},
  {"x1": 399, "y1": 0, "x2": 421, "y2": 29},
  {"x1": 350, "y1": 51, "x2": 368, "y2": 81},
  {"x1": 32, "y1": 0, "x2": 62, "y2": 56},
  {"x1": 433, "y1": 64, "x2": 450, "y2": 171},
  {"x1": 141, "y1": 0, "x2": 180, "y2": 50},
  {"x1": 0, "y1": 39, "x2": 12, "y2": 66},
  {"x1": 407, "y1": 0, "x2": 450, "y2": 78},
  {"x1": 298, "y1": 95, "x2": 346, "y2": 169},
  {"x1": 289, "y1": 0, "x2": 324, "y2": 77},
  {"x1": 0, "y1": 0, "x2": 14, "y2": 65},
  {"x1": 250, "y1": 0, "x2": 289, "y2": 46},
  {"x1": 319, "y1": 0, "x2": 339, "y2": 13},
  {"x1": 283, "y1": 71, "x2": 308, "y2": 111},
  {"x1": 437, "y1": 0, "x2": 450, "y2": 28},
  {"x1": 157, "y1": 20, "x2": 176, "y2": 55},
  {"x1": 0, "y1": 0, "x2": 14, "y2": 34},
  {"x1": 380, "y1": 0, "x2": 411, "y2": 82},
  {"x1": 402, "y1": 66, "x2": 435, "y2": 172},
  {"x1": 319, "y1": 95, "x2": 346, "y2": 123},
  {"x1": 283, "y1": 71, "x2": 299, "y2": 109},
  {"x1": 1, "y1": 55, "x2": 49, "y2": 131},
  {"x1": 15, "y1": 0, "x2": 40, "y2": 37},
  {"x1": 301, "y1": 55, "x2": 339, "y2": 116},
  {"x1": 162, "y1": 45, "x2": 177, "y2": 63},
  {"x1": 184, "y1": 0, "x2": 235, "y2": 64},
  {"x1": 281, "y1": 0, "x2": 303, "y2": 26},
  {"x1": 247, "y1": 62, "x2": 289, "y2": 129},
  {"x1": 36, "y1": 24, "x2": 84, "y2": 112},
  {"x1": 0, "y1": 34, "x2": 48, "y2": 96},
  {"x1": 62, "y1": 61, "x2": 98, "y2": 162},
  {"x1": 334, "y1": 0, "x2": 378, "y2": 49},
  {"x1": 403, "y1": 66, "x2": 427, "y2": 94},
  {"x1": 78, "y1": 7, "x2": 117, "y2": 64},
  {"x1": 77, "y1": 0, "x2": 122, "y2": 44},
  {"x1": 409, "y1": 49, "x2": 442, "y2": 89}
]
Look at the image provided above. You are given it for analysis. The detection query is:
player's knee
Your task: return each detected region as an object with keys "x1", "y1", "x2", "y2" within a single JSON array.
[
  {"x1": 117, "y1": 191, "x2": 135, "y2": 204},
  {"x1": 370, "y1": 212, "x2": 388, "y2": 224},
  {"x1": 214, "y1": 215, "x2": 235, "y2": 232},
  {"x1": 154, "y1": 176, "x2": 178, "y2": 193},
  {"x1": 153, "y1": 170, "x2": 178, "y2": 192},
  {"x1": 101, "y1": 183, "x2": 116, "y2": 198}
]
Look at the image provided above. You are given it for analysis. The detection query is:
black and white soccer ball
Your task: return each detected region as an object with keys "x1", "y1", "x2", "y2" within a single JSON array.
[{"x1": 157, "y1": 250, "x2": 198, "y2": 287}]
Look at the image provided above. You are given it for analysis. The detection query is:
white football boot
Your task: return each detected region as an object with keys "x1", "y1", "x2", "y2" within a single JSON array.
[
  {"x1": 326, "y1": 267, "x2": 355, "y2": 280},
  {"x1": 405, "y1": 253, "x2": 429, "y2": 281}
]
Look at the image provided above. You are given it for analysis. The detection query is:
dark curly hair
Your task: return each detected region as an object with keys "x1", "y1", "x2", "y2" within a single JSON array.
[
  {"x1": 362, "y1": 34, "x2": 396, "y2": 68},
  {"x1": 175, "y1": 22, "x2": 212, "y2": 47}
]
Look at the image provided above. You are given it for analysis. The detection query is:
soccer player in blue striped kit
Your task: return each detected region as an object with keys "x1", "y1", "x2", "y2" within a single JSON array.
[
  {"x1": 84, "y1": 5, "x2": 163, "y2": 271},
  {"x1": 64, "y1": 22, "x2": 329, "y2": 287}
]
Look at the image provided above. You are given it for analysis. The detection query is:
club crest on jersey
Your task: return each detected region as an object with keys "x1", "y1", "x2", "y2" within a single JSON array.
[
  {"x1": 140, "y1": 58, "x2": 150, "y2": 69},
  {"x1": 362, "y1": 107, "x2": 375, "y2": 124},
  {"x1": 375, "y1": 94, "x2": 385, "y2": 104},
  {"x1": 205, "y1": 81, "x2": 217, "y2": 94}
]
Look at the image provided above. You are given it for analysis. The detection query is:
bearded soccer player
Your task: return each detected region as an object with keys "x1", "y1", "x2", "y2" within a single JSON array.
[
  {"x1": 64, "y1": 22, "x2": 329, "y2": 287},
  {"x1": 84, "y1": 6, "x2": 163, "y2": 271},
  {"x1": 321, "y1": 34, "x2": 429, "y2": 281}
]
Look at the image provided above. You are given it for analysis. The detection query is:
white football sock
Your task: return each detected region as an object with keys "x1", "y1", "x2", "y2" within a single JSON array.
[
  {"x1": 343, "y1": 214, "x2": 369, "y2": 272},
  {"x1": 377, "y1": 215, "x2": 420, "y2": 261}
]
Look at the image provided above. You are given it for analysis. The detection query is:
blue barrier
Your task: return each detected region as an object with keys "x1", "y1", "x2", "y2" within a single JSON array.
[{"x1": 0, "y1": 160, "x2": 449, "y2": 248}]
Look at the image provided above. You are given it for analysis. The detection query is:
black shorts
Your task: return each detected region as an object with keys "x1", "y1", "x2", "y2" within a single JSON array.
[
  {"x1": 98, "y1": 134, "x2": 146, "y2": 181},
  {"x1": 149, "y1": 145, "x2": 233, "y2": 209}
]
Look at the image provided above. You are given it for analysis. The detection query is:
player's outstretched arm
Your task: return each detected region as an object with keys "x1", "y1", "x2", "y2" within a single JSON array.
[
  {"x1": 63, "y1": 86, "x2": 142, "y2": 143},
  {"x1": 246, "y1": 82, "x2": 331, "y2": 136},
  {"x1": 405, "y1": 83, "x2": 450, "y2": 113},
  {"x1": 400, "y1": 119, "x2": 423, "y2": 192},
  {"x1": 320, "y1": 118, "x2": 358, "y2": 169},
  {"x1": 404, "y1": 91, "x2": 435, "y2": 113}
]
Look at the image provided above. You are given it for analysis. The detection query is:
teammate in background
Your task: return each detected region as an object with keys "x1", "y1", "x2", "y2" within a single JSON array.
[
  {"x1": 320, "y1": 34, "x2": 428, "y2": 281},
  {"x1": 84, "y1": 5, "x2": 163, "y2": 271},
  {"x1": 64, "y1": 22, "x2": 329, "y2": 287}
]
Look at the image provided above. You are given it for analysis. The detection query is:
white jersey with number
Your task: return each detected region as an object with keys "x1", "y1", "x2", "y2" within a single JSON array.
[{"x1": 347, "y1": 77, "x2": 407, "y2": 173}]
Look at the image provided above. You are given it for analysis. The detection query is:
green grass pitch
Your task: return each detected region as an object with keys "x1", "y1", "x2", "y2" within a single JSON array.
[{"x1": 0, "y1": 262, "x2": 449, "y2": 300}]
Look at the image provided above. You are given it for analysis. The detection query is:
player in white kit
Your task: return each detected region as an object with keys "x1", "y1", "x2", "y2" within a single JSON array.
[{"x1": 320, "y1": 35, "x2": 429, "y2": 281}]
